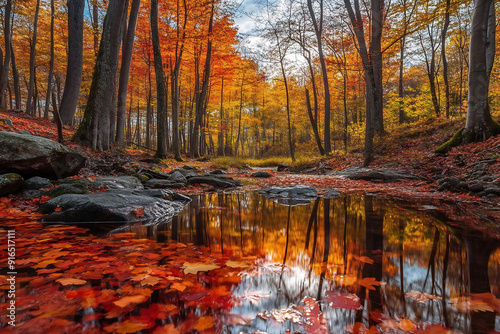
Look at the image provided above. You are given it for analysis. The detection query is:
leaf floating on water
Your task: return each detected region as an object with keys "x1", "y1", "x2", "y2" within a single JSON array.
[
  {"x1": 113, "y1": 295, "x2": 148, "y2": 308},
  {"x1": 358, "y1": 277, "x2": 382, "y2": 290},
  {"x1": 241, "y1": 291, "x2": 271, "y2": 305},
  {"x1": 324, "y1": 291, "x2": 362, "y2": 310},
  {"x1": 346, "y1": 322, "x2": 368, "y2": 333},
  {"x1": 226, "y1": 260, "x2": 251, "y2": 268},
  {"x1": 183, "y1": 262, "x2": 220, "y2": 274},
  {"x1": 103, "y1": 320, "x2": 150, "y2": 333},
  {"x1": 171, "y1": 282, "x2": 187, "y2": 292},
  {"x1": 194, "y1": 316, "x2": 214, "y2": 332},
  {"x1": 140, "y1": 275, "x2": 162, "y2": 286},
  {"x1": 334, "y1": 274, "x2": 357, "y2": 286},
  {"x1": 152, "y1": 324, "x2": 180, "y2": 334},
  {"x1": 354, "y1": 255, "x2": 375, "y2": 264},
  {"x1": 398, "y1": 319, "x2": 417, "y2": 332},
  {"x1": 449, "y1": 296, "x2": 494, "y2": 312},
  {"x1": 405, "y1": 291, "x2": 442, "y2": 303},
  {"x1": 270, "y1": 307, "x2": 303, "y2": 324},
  {"x1": 56, "y1": 278, "x2": 87, "y2": 286}
]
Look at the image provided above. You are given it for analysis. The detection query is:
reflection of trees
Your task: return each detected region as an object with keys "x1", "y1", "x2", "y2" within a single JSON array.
[
  {"x1": 146, "y1": 192, "x2": 500, "y2": 333},
  {"x1": 465, "y1": 233, "x2": 496, "y2": 334},
  {"x1": 356, "y1": 196, "x2": 384, "y2": 326}
]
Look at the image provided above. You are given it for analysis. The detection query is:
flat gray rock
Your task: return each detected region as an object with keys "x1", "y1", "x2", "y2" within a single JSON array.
[
  {"x1": 24, "y1": 176, "x2": 53, "y2": 190},
  {"x1": 92, "y1": 176, "x2": 143, "y2": 190},
  {"x1": 258, "y1": 186, "x2": 318, "y2": 205},
  {"x1": 39, "y1": 189, "x2": 189, "y2": 223},
  {"x1": 145, "y1": 178, "x2": 186, "y2": 189},
  {"x1": 0, "y1": 131, "x2": 86, "y2": 179},
  {"x1": 331, "y1": 168, "x2": 419, "y2": 183}
]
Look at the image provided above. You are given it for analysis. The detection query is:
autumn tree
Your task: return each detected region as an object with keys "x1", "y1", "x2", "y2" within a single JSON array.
[
  {"x1": 343, "y1": 0, "x2": 385, "y2": 165},
  {"x1": 59, "y1": 0, "x2": 84, "y2": 125},
  {"x1": 74, "y1": 0, "x2": 128, "y2": 150},
  {"x1": 0, "y1": 0, "x2": 12, "y2": 109},
  {"x1": 116, "y1": 0, "x2": 141, "y2": 146},
  {"x1": 436, "y1": 0, "x2": 500, "y2": 152}
]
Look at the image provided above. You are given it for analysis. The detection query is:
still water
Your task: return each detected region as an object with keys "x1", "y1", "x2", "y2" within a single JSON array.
[{"x1": 122, "y1": 192, "x2": 500, "y2": 334}]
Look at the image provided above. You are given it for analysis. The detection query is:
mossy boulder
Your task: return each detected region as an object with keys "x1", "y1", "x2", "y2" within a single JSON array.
[{"x1": 0, "y1": 131, "x2": 86, "y2": 179}]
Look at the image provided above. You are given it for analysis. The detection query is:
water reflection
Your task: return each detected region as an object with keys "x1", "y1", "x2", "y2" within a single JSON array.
[{"x1": 122, "y1": 192, "x2": 500, "y2": 333}]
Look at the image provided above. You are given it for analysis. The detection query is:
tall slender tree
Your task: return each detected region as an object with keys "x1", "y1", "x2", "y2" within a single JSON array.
[
  {"x1": 26, "y1": 0, "x2": 41, "y2": 115},
  {"x1": 59, "y1": 0, "x2": 85, "y2": 124},
  {"x1": 44, "y1": 0, "x2": 55, "y2": 119},
  {"x1": 151, "y1": 0, "x2": 167, "y2": 158},
  {"x1": 0, "y1": 0, "x2": 12, "y2": 109},
  {"x1": 343, "y1": 0, "x2": 385, "y2": 165},
  {"x1": 116, "y1": 0, "x2": 141, "y2": 146}
]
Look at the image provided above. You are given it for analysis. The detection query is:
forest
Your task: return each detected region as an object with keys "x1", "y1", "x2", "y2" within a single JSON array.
[
  {"x1": 0, "y1": 0, "x2": 498, "y2": 162},
  {"x1": 0, "y1": 0, "x2": 500, "y2": 333}
]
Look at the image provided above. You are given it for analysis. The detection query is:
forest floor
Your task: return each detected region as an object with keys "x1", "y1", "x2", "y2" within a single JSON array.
[
  {"x1": 1, "y1": 110, "x2": 499, "y2": 235},
  {"x1": 1, "y1": 110, "x2": 500, "y2": 333}
]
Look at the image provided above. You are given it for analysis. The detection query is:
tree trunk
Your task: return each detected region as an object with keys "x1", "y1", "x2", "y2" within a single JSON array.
[
  {"x1": 26, "y1": 0, "x2": 41, "y2": 115},
  {"x1": 305, "y1": 88, "x2": 324, "y2": 155},
  {"x1": 441, "y1": 0, "x2": 451, "y2": 118},
  {"x1": 465, "y1": 0, "x2": 499, "y2": 140},
  {"x1": 235, "y1": 75, "x2": 244, "y2": 157},
  {"x1": 44, "y1": 0, "x2": 55, "y2": 120},
  {"x1": 74, "y1": 0, "x2": 128, "y2": 150},
  {"x1": 217, "y1": 76, "x2": 224, "y2": 156},
  {"x1": 10, "y1": 41, "x2": 20, "y2": 110},
  {"x1": 307, "y1": 0, "x2": 331, "y2": 154},
  {"x1": 343, "y1": 0, "x2": 383, "y2": 165},
  {"x1": 116, "y1": 0, "x2": 141, "y2": 146},
  {"x1": 92, "y1": 0, "x2": 99, "y2": 55},
  {"x1": 0, "y1": 0, "x2": 12, "y2": 109},
  {"x1": 59, "y1": 0, "x2": 84, "y2": 124},
  {"x1": 191, "y1": 0, "x2": 215, "y2": 158},
  {"x1": 436, "y1": 0, "x2": 499, "y2": 153},
  {"x1": 151, "y1": 0, "x2": 167, "y2": 157}
]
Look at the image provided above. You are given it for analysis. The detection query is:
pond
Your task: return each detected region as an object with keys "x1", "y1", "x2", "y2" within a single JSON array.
[{"x1": 116, "y1": 192, "x2": 500, "y2": 334}]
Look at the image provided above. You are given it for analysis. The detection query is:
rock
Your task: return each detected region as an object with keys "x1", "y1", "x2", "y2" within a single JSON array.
[
  {"x1": 92, "y1": 176, "x2": 143, "y2": 190},
  {"x1": 258, "y1": 186, "x2": 318, "y2": 205},
  {"x1": 170, "y1": 168, "x2": 198, "y2": 179},
  {"x1": 0, "y1": 173, "x2": 23, "y2": 196},
  {"x1": 241, "y1": 164, "x2": 252, "y2": 170},
  {"x1": 145, "y1": 179, "x2": 186, "y2": 189},
  {"x1": 0, "y1": 131, "x2": 86, "y2": 179},
  {"x1": 323, "y1": 189, "x2": 341, "y2": 198},
  {"x1": 457, "y1": 181, "x2": 469, "y2": 190},
  {"x1": 44, "y1": 184, "x2": 88, "y2": 198},
  {"x1": 16, "y1": 130, "x2": 32, "y2": 135},
  {"x1": 0, "y1": 118, "x2": 13, "y2": 127},
  {"x1": 39, "y1": 189, "x2": 189, "y2": 223},
  {"x1": 448, "y1": 176, "x2": 460, "y2": 187},
  {"x1": 188, "y1": 176, "x2": 241, "y2": 189},
  {"x1": 18, "y1": 190, "x2": 44, "y2": 199},
  {"x1": 468, "y1": 182, "x2": 484, "y2": 192},
  {"x1": 277, "y1": 163, "x2": 289, "y2": 172},
  {"x1": 169, "y1": 170, "x2": 188, "y2": 184},
  {"x1": 332, "y1": 168, "x2": 419, "y2": 183},
  {"x1": 24, "y1": 176, "x2": 53, "y2": 190},
  {"x1": 210, "y1": 169, "x2": 226, "y2": 175},
  {"x1": 251, "y1": 171, "x2": 272, "y2": 178},
  {"x1": 182, "y1": 165, "x2": 197, "y2": 170}
]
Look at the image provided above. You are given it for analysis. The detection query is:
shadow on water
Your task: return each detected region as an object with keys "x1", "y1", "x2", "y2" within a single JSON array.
[{"x1": 116, "y1": 192, "x2": 500, "y2": 334}]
